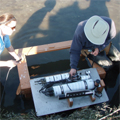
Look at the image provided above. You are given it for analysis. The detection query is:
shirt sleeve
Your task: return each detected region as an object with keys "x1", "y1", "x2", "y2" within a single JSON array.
[
  {"x1": 3, "y1": 35, "x2": 11, "y2": 48},
  {"x1": 97, "y1": 39, "x2": 111, "y2": 52},
  {"x1": 70, "y1": 32, "x2": 83, "y2": 69}
]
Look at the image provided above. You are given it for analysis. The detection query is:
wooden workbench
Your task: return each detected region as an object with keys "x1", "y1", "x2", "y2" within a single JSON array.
[{"x1": 15, "y1": 40, "x2": 106, "y2": 98}]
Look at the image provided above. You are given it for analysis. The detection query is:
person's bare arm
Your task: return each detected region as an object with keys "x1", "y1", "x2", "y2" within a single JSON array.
[
  {"x1": 7, "y1": 45, "x2": 21, "y2": 61},
  {"x1": 0, "y1": 60, "x2": 17, "y2": 68}
]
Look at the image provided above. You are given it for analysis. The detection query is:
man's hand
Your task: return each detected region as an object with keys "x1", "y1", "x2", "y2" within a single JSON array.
[
  {"x1": 6, "y1": 60, "x2": 18, "y2": 68},
  {"x1": 91, "y1": 48, "x2": 99, "y2": 56},
  {"x1": 69, "y1": 68, "x2": 76, "y2": 77}
]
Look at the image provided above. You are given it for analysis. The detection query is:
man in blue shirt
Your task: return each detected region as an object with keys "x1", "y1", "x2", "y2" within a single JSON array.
[
  {"x1": 69, "y1": 15, "x2": 116, "y2": 76},
  {"x1": 0, "y1": 13, "x2": 21, "y2": 68}
]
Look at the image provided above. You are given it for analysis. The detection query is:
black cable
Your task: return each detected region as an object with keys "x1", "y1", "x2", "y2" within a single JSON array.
[
  {"x1": 84, "y1": 51, "x2": 94, "y2": 67},
  {"x1": 67, "y1": 83, "x2": 72, "y2": 91},
  {"x1": 95, "y1": 90, "x2": 102, "y2": 98}
]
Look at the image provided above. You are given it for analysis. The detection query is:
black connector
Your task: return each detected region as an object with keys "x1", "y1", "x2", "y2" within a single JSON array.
[{"x1": 16, "y1": 58, "x2": 22, "y2": 63}]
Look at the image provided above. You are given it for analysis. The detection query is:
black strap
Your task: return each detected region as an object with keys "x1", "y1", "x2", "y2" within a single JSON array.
[{"x1": 83, "y1": 80, "x2": 88, "y2": 89}]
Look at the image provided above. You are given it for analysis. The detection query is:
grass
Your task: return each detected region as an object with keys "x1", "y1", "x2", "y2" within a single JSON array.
[{"x1": 0, "y1": 103, "x2": 120, "y2": 120}]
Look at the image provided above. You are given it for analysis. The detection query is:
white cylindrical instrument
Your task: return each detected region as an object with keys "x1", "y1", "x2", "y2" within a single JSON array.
[{"x1": 53, "y1": 79, "x2": 95, "y2": 96}]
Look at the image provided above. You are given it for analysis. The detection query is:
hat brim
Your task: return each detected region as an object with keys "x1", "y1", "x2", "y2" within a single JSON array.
[{"x1": 84, "y1": 15, "x2": 109, "y2": 45}]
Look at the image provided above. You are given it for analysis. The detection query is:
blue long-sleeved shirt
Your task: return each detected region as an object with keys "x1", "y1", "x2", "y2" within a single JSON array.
[{"x1": 70, "y1": 16, "x2": 116, "y2": 69}]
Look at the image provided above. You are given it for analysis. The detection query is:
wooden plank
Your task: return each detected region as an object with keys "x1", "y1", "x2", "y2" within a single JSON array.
[
  {"x1": 16, "y1": 83, "x2": 21, "y2": 95},
  {"x1": 97, "y1": 79, "x2": 105, "y2": 93},
  {"x1": 17, "y1": 55, "x2": 31, "y2": 95},
  {"x1": 15, "y1": 40, "x2": 72, "y2": 56},
  {"x1": 88, "y1": 59, "x2": 106, "y2": 79}
]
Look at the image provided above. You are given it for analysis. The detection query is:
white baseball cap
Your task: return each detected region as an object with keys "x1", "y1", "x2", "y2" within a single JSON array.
[{"x1": 84, "y1": 15, "x2": 109, "y2": 45}]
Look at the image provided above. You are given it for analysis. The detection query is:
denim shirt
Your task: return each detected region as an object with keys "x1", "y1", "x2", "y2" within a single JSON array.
[
  {"x1": 0, "y1": 35, "x2": 11, "y2": 55},
  {"x1": 70, "y1": 16, "x2": 116, "y2": 69}
]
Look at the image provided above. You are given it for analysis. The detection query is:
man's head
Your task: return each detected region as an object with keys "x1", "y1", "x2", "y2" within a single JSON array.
[{"x1": 84, "y1": 15, "x2": 109, "y2": 45}]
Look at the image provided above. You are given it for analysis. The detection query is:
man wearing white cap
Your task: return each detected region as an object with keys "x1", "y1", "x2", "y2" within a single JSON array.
[{"x1": 69, "y1": 15, "x2": 116, "y2": 76}]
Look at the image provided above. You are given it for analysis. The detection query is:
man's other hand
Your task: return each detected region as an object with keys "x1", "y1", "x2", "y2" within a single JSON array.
[
  {"x1": 91, "y1": 48, "x2": 99, "y2": 56},
  {"x1": 69, "y1": 68, "x2": 76, "y2": 77}
]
